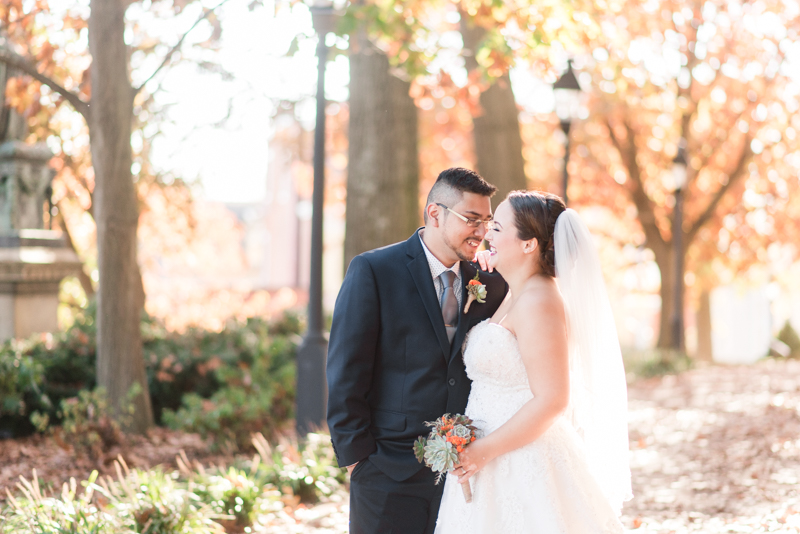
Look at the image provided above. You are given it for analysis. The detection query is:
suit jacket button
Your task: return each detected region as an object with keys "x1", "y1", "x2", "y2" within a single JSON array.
[{"x1": 448, "y1": 378, "x2": 456, "y2": 386}]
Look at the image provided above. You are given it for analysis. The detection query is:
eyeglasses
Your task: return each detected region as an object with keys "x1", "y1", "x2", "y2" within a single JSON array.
[{"x1": 436, "y1": 203, "x2": 493, "y2": 229}]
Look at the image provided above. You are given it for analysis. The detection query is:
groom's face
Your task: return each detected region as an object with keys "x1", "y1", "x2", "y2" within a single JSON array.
[{"x1": 441, "y1": 192, "x2": 492, "y2": 262}]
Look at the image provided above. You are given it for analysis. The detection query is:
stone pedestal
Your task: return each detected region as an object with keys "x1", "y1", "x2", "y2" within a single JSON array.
[
  {"x1": 0, "y1": 140, "x2": 82, "y2": 341},
  {"x1": 0, "y1": 230, "x2": 82, "y2": 340}
]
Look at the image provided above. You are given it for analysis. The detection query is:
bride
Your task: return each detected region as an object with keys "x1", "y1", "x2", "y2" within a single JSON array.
[{"x1": 435, "y1": 191, "x2": 632, "y2": 533}]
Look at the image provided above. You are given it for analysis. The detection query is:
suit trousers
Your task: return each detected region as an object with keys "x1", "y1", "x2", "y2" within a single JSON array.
[{"x1": 349, "y1": 458, "x2": 444, "y2": 534}]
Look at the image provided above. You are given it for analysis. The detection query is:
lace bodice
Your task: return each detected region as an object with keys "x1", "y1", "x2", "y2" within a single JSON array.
[
  {"x1": 461, "y1": 320, "x2": 534, "y2": 435},
  {"x1": 463, "y1": 320, "x2": 528, "y2": 388}
]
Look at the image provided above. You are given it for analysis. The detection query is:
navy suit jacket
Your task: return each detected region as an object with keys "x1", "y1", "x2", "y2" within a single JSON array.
[{"x1": 326, "y1": 229, "x2": 508, "y2": 481}]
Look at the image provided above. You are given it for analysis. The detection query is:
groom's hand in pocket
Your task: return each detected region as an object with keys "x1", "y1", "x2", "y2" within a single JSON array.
[{"x1": 346, "y1": 462, "x2": 358, "y2": 476}]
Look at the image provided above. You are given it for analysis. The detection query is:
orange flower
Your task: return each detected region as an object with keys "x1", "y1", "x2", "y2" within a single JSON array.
[{"x1": 468, "y1": 279, "x2": 481, "y2": 286}]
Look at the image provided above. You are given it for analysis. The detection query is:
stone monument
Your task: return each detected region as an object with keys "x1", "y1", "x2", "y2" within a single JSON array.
[{"x1": 0, "y1": 59, "x2": 82, "y2": 341}]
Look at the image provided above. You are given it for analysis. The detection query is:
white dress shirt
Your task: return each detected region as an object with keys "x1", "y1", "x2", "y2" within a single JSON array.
[{"x1": 419, "y1": 232, "x2": 462, "y2": 309}]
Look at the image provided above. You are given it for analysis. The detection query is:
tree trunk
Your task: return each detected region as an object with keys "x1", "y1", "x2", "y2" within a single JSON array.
[
  {"x1": 654, "y1": 246, "x2": 687, "y2": 351},
  {"x1": 471, "y1": 75, "x2": 527, "y2": 207},
  {"x1": 656, "y1": 251, "x2": 674, "y2": 349},
  {"x1": 460, "y1": 22, "x2": 527, "y2": 208},
  {"x1": 696, "y1": 289, "x2": 713, "y2": 361},
  {"x1": 344, "y1": 39, "x2": 419, "y2": 269},
  {"x1": 89, "y1": 0, "x2": 153, "y2": 432}
]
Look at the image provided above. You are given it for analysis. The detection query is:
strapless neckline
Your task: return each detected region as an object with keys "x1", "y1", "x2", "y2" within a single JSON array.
[{"x1": 481, "y1": 319, "x2": 515, "y2": 338}]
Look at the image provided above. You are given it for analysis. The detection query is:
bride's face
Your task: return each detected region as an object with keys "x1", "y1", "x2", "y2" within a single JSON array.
[{"x1": 485, "y1": 200, "x2": 535, "y2": 273}]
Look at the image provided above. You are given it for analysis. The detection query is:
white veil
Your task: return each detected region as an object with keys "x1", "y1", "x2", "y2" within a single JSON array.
[{"x1": 554, "y1": 208, "x2": 632, "y2": 515}]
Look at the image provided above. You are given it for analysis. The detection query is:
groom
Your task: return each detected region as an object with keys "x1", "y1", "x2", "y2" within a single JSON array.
[{"x1": 327, "y1": 168, "x2": 508, "y2": 533}]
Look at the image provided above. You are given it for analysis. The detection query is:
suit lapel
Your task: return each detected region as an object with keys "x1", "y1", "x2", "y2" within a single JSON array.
[
  {"x1": 449, "y1": 261, "x2": 480, "y2": 362},
  {"x1": 406, "y1": 233, "x2": 451, "y2": 360}
]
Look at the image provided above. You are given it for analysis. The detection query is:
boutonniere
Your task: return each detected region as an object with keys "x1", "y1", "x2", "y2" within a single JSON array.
[{"x1": 464, "y1": 272, "x2": 487, "y2": 313}]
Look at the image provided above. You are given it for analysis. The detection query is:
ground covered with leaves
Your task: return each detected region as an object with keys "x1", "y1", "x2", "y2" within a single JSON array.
[
  {"x1": 623, "y1": 358, "x2": 800, "y2": 533},
  {"x1": 2, "y1": 359, "x2": 800, "y2": 533},
  {"x1": 0, "y1": 428, "x2": 221, "y2": 499}
]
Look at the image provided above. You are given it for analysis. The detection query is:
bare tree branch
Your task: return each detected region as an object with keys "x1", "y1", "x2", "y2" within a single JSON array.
[
  {"x1": 134, "y1": 0, "x2": 233, "y2": 95},
  {"x1": 0, "y1": 49, "x2": 90, "y2": 119},
  {"x1": 691, "y1": 109, "x2": 747, "y2": 178},
  {"x1": 686, "y1": 138, "x2": 752, "y2": 245},
  {"x1": 606, "y1": 117, "x2": 668, "y2": 256}
]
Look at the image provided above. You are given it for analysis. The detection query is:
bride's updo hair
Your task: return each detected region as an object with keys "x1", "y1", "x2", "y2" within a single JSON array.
[{"x1": 507, "y1": 191, "x2": 566, "y2": 277}]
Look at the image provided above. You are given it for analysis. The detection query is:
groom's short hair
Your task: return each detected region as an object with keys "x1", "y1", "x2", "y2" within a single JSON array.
[{"x1": 424, "y1": 168, "x2": 497, "y2": 223}]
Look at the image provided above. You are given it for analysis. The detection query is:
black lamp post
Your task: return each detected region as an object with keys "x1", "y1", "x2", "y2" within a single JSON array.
[
  {"x1": 671, "y1": 141, "x2": 688, "y2": 351},
  {"x1": 552, "y1": 60, "x2": 582, "y2": 206},
  {"x1": 296, "y1": 1, "x2": 338, "y2": 436}
]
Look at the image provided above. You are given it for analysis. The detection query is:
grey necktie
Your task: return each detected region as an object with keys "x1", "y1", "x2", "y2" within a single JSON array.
[{"x1": 440, "y1": 271, "x2": 458, "y2": 343}]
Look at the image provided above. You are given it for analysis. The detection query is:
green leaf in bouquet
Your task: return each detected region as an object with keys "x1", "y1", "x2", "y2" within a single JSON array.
[{"x1": 414, "y1": 436, "x2": 427, "y2": 463}]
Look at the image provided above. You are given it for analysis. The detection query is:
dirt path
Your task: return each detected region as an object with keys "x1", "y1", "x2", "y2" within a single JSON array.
[{"x1": 622, "y1": 358, "x2": 800, "y2": 533}]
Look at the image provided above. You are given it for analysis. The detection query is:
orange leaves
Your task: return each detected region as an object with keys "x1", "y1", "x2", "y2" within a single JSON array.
[
  {"x1": 0, "y1": 0, "x2": 41, "y2": 31},
  {"x1": 35, "y1": 41, "x2": 56, "y2": 65},
  {"x1": 417, "y1": 80, "x2": 476, "y2": 195},
  {"x1": 4, "y1": 75, "x2": 42, "y2": 116},
  {"x1": 557, "y1": 0, "x2": 800, "y2": 300},
  {"x1": 61, "y1": 14, "x2": 88, "y2": 32}
]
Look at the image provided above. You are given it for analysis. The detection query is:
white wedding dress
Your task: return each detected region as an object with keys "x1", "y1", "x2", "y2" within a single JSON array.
[{"x1": 434, "y1": 319, "x2": 625, "y2": 534}]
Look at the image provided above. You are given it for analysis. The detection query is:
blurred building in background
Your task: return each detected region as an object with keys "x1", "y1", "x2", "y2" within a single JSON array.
[
  {"x1": 140, "y1": 103, "x2": 347, "y2": 332},
  {"x1": 224, "y1": 103, "x2": 346, "y2": 313}
]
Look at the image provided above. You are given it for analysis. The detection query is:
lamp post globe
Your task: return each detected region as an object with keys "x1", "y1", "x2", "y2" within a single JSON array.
[{"x1": 552, "y1": 60, "x2": 583, "y2": 205}]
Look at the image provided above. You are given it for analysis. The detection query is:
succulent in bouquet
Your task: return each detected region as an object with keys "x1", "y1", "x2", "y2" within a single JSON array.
[{"x1": 414, "y1": 413, "x2": 478, "y2": 503}]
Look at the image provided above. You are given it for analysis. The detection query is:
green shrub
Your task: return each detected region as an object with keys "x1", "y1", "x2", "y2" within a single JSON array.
[
  {"x1": 160, "y1": 332, "x2": 296, "y2": 450},
  {"x1": 0, "y1": 306, "x2": 301, "y2": 443},
  {"x1": 622, "y1": 348, "x2": 693, "y2": 382},
  {"x1": 43, "y1": 386, "x2": 138, "y2": 458},
  {"x1": 1, "y1": 432, "x2": 344, "y2": 533},
  {"x1": 24, "y1": 309, "x2": 99, "y2": 427},
  {"x1": 192, "y1": 466, "x2": 262, "y2": 531},
  {"x1": 2, "y1": 465, "x2": 225, "y2": 534},
  {"x1": 109, "y1": 466, "x2": 223, "y2": 534},
  {"x1": 0, "y1": 305, "x2": 98, "y2": 437},
  {"x1": 0, "y1": 342, "x2": 48, "y2": 429},
  {"x1": 146, "y1": 315, "x2": 299, "y2": 428},
  {"x1": 777, "y1": 320, "x2": 800, "y2": 358},
  {"x1": 2, "y1": 471, "x2": 125, "y2": 533},
  {"x1": 251, "y1": 432, "x2": 346, "y2": 504}
]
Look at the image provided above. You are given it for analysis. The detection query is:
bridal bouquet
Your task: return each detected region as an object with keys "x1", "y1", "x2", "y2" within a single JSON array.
[{"x1": 413, "y1": 413, "x2": 477, "y2": 503}]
